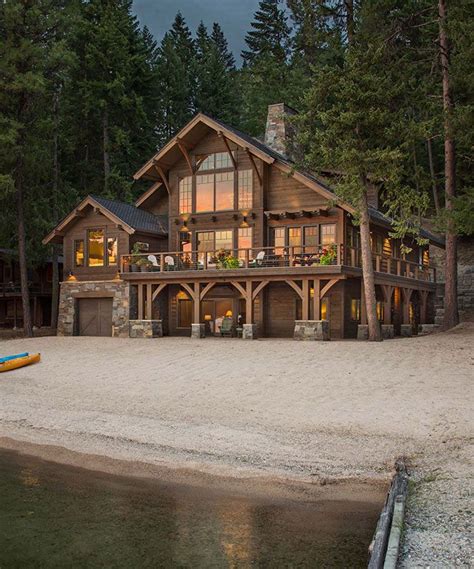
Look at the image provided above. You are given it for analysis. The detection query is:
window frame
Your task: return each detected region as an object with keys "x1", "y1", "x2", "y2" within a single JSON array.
[
  {"x1": 73, "y1": 228, "x2": 117, "y2": 269},
  {"x1": 74, "y1": 239, "x2": 85, "y2": 268}
]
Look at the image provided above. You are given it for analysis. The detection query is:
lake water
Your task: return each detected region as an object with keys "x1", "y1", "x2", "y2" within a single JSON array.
[{"x1": 0, "y1": 449, "x2": 383, "y2": 568}]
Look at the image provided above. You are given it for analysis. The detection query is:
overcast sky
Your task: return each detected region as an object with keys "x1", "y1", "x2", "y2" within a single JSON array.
[{"x1": 132, "y1": 0, "x2": 261, "y2": 63}]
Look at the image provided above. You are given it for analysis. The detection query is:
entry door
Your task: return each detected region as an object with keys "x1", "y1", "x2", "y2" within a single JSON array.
[{"x1": 78, "y1": 298, "x2": 113, "y2": 337}]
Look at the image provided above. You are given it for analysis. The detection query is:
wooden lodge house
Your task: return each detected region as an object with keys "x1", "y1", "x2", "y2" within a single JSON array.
[{"x1": 43, "y1": 104, "x2": 443, "y2": 340}]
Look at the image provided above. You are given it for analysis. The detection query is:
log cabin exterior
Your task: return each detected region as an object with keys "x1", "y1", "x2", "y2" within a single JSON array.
[{"x1": 44, "y1": 104, "x2": 443, "y2": 339}]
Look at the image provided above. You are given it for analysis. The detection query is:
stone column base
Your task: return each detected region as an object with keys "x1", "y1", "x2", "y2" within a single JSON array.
[
  {"x1": 294, "y1": 320, "x2": 330, "y2": 341},
  {"x1": 381, "y1": 324, "x2": 395, "y2": 339},
  {"x1": 418, "y1": 324, "x2": 440, "y2": 335},
  {"x1": 191, "y1": 323, "x2": 205, "y2": 339},
  {"x1": 357, "y1": 324, "x2": 369, "y2": 340},
  {"x1": 242, "y1": 323, "x2": 257, "y2": 340},
  {"x1": 400, "y1": 324, "x2": 413, "y2": 337},
  {"x1": 129, "y1": 320, "x2": 163, "y2": 338}
]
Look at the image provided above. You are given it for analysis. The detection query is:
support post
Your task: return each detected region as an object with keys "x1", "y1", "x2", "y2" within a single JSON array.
[
  {"x1": 302, "y1": 279, "x2": 309, "y2": 320},
  {"x1": 313, "y1": 279, "x2": 321, "y2": 320},
  {"x1": 138, "y1": 284, "x2": 144, "y2": 320},
  {"x1": 193, "y1": 282, "x2": 200, "y2": 323},
  {"x1": 246, "y1": 280, "x2": 253, "y2": 323},
  {"x1": 146, "y1": 284, "x2": 152, "y2": 320}
]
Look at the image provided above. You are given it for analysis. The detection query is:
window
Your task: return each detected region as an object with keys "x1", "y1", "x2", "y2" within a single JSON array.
[
  {"x1": 238, "y1": 227, "x2": 253, "y2": 259},
  {"x1": 88, "y1": 229, "x2": 105, "y2": 267},
  {"x1": 321, "y1": 298, "x2": 329, "y2": 320},
  {"x1": 238, "y1": 170, "x2": 253, "y2": 210},
  {"x1": 107, "y1": 237, "x2": 117, "y2": 265},
  {"x1": 288, "y1": 227, "x2": 302, "y2": 251},
  {"x1": 271, "y1": 227, "x2": 286, "y2": 254},
  {"x1": 351, "y1": 298, "x2": 361, "y2": 321},
  {"x1": 197, "y1": 152, "x2": 234, "y2": 172},
  {"x1": 215, "y1": 171, "x2": 234, "y2": 210},
  {"x1": 304, "y1": 226, "x2": 318, "y2": 252},
  {"x1": 215, "y1": 151, "x2": 233, "y2": 169},
  {"x1": 373, "y1": 234, "x2": 383, "y2": 254},
  {"x1": 179, "y1": 231, "x2": 192, "y2": 253},
  {"x1": 197, "y1": 154, "x2": 214, "y2": 171},
  {"x1": 196, "y1": 174, "x2": 215, "y2": 212},
  {"x1": 215, "y1": 230, "x2": 233, "y2": 251},
  {"x1": 320, "y1": 224, "x2": 336, "y2": 245},
  {"x1": 179, "y1": 176, "x2": 192, "y2": 214},
  {"x1": 74, "y1": 240, "x2": 85, "y2": 267},
  {"x1": 178, "y1": 298, "x2": 192, "y2": 328},
  {"x1": 197, "y1": 231, "x2": 215, "y2": 263}
]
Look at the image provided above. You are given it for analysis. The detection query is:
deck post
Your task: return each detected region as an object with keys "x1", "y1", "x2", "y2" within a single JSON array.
[
  {"x1": 420, "y1": 290, "x2": 429, "y2": 324},
  {"x1": 401, "y1": 288, "x2": 412, "y2": 324},
  {"x1": 302, "y1": 279, "x2": 309, "y2": 320},
  {"x1": 245, "y1": 280, "x2": 253, "y2": 323},
  {"x1": 193, "y1": 282, "x2": 200, "y2": 323},
  {"x1": 146, "y1": 284, "x2": 152, "y2": 320},
  {"x1": 313, "y1": 279, "x2": 321, "y2": 320},
  {"x1": 382, "y1": 285, "x2": 393, "y2": 325},
  {"x1": 138, "y1": 284, "x2": 144, "y2": 320}
]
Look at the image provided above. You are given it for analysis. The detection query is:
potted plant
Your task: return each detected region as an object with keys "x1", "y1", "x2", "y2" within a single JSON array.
[
  {"x1": 319, "y1": 244, "x2": 337, "y2": 265},
  {"x1": 130, "y1": 242, "x2": 143, "y2": 272},
  {"x1": 212, "y1": 249, "x2": 241, "y2": 269},
  {"x1": 136, "y1": 257, "x2": 152, "y2": 272}
]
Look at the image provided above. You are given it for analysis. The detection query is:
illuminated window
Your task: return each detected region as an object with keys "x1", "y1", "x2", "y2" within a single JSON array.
[
  {"x1": 321, "y1": 298, "x2": 329, "y2": 320},
  {"x1": 179, "y1": 176, "x2": 192, "y2": 214},
  {"x1": 215, "y1": 230, "x2": 233, "y2": 251},
  {"x1": 107, "y1": 237, "x2": 117, "y2": 265},
  {"x1": 271, "y1": 227, "x2": 285, "y2": 254},
  {"x1": 320, "y1": 224, "x2": 336, "y2": 245},
  {"x1": 238, "y1": 227, "x2": 253, "y2": 259},
  {"x1": 196, "y1": 154, "x2": 214, "y2": 171},
  {"x1": 376, "y1": 301, "x2": 384, "y2": 321},
  {"x1": 288, "y1": 227, "x2": 302, "y2": 251},
  {"x1": 304, "y1": 226, "x2": 318, "y2": 252},
  {"x1": 197, "y1": 231, "x2": 215, "y2": 263},
  {"x1": 215, "y1": 151, "x2": 233, "y2": 169},
  {"x1": 74, "y1": 240, "x2": 84, "y2": 267},
  {"x1": 351, "y1": 298, "x2": 361, "y2": 321},
  {"x1": 238, "y1": 170, "x2": 252, "y2": 210},
  {"x1": 215, "y1": 171, "x2": 234, "y2": 210},
  {"x1": 87, "y1": 230, "x2": 104, "y2": 267},
  {"x1": 196, "y1": 174, "x2": 215, "y2": 212},
  {"x1": 179, "y1": 231, "x2": 192, "y2": 253},
  {"x1": 423, "y1": 249, "x2": 429, "y2": 266}
]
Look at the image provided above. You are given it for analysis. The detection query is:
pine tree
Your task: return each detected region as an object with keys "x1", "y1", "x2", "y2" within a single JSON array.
[{"x1": 211, "y1": 23, "x2": 236, "y2": 71}]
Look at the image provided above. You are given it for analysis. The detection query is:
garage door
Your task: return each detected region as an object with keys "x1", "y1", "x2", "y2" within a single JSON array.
[{"x1": 78, "y1": 298, "x2": 113, "y2": 337}]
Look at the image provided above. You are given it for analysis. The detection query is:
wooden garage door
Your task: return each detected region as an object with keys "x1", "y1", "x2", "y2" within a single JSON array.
[{"x1": 78, "y1": 298, "x2": 113, "y2": 337}]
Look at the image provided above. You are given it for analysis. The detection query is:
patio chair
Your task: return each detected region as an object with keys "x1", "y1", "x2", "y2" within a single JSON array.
[
  {"x1": 164, "y1": 255, "x2": 175, "y2": 271},
  {"x1": 249, "y1": 251, "x2": 265, "y2": 268},
  {"x1": 220, "y1": 317, "x2": 234, "y2": 337},
  {"x1": 147, "y1": 255, "x2": 160, "y2": 271}
]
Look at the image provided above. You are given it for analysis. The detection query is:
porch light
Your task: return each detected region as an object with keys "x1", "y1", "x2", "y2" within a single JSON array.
[
  {"x1": 225, "y1": 310, "x2": 233, "y2": 317},
  {"x1": 66, "y1": 271, "x2": 77, "y2": 282},
  {"x1": 240, "y1": 218, "x2": 249, "y2": 228},
  {"x1": 204, "y1": 314, "x2": 212, "y2": 321}
]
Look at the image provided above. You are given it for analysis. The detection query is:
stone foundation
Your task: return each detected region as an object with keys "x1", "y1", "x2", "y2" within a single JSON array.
[
  {"x1": 191, "y1": 323, "x2": 205, "y2": 339},
  {"x1": 418, "y1": 324, "x2": 440, "y2": 336},
  {"x1": 381, "y1": 324, "x2": 395, "y2": 339},
  {"x1": 400, "y1": 324, "x2": 413, "y2": 337},
  {"x1": 57, "y1": 280, "x2": 130, "y2": 337},
  {"x1": 357, "y1": 324, "x2": 369, "y2": 340},
  {"x1": 242, "y1": 323, "x2": 257, "y2": 340},
  {"x1": 294, "y1": 320, "x2": 330, "y2": 341},
  {"x1": 129, "y1": 320, "x2": 163, "y2": 338}
]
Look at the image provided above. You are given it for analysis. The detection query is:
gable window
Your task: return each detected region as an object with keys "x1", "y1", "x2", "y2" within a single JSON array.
[
  {"x1": 196, "y1": 174, "x2": 215, "y2": 212},
  {"x1": 74, "y1": 240, "x2": 85, "y2": 267},
  {"x1": 88, "y1": 229, "x2": 105, "y2": 267},
  {"x1": 320, "y1": 224, "x2": 336, "y2": 245},
  {"x1": 215, "y1": 172, "x2": 234, "y2": 210},
  {"x1": 238, "y1": 170, "x2": 253, "y2": 210},
  {"x1": 107, "y1": 237, "x2": 117, "y2": 265},
  {"x1": 197, "y1": 152, "x2": 234, "y2": 172},
  {"x1": 179, "y1": 176, "x2": 192, "y2": 214}
]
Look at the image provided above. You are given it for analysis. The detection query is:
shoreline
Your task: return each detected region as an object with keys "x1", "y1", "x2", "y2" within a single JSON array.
[{"x1": 0, "y1": 436, "x2": 388, "y2": 505}]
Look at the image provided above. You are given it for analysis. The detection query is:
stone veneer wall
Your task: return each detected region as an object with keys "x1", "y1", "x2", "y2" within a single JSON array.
[{"x1": 57, "y1": 280, "x2": 130, "y2": 337}]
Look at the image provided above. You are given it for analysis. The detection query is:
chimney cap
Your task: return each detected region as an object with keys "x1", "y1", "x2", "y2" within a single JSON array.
[{"x1": 267, "y1": 102, "x2": 298, "y2": 115}]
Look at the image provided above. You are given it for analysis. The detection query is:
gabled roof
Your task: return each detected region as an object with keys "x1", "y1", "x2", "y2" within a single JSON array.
[{"x1": 43, "y1": 195, "x2": 168, "y2": 245}]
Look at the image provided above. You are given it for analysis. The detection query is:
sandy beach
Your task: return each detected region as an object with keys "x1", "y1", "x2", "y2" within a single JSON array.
[{"x1": 0, "y1": 326, "x2": 473, "y2": 565}]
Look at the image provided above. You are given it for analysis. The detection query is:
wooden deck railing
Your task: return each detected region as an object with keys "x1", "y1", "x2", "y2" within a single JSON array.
[{"x1": 120, "y1": 244, "x2": 436, "y2": 282}]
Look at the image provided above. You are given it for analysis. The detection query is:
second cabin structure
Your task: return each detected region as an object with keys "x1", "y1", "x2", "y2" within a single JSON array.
[{"x1": 44, "y1": 104, "x2": 443, "y2": 340}]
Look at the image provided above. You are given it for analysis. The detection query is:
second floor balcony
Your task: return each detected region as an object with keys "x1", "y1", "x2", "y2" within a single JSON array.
[{"x1": 120, "y1": 244, "x2": 436, "y2": 283}]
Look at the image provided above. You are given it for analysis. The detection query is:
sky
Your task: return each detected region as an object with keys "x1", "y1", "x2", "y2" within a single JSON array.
[{"x1": 132, "y1": 0, "x2": 261, "y2": 63}]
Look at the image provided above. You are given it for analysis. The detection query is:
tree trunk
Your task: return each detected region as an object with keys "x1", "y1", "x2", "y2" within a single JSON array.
[
  {"x1": 51, "y1": 90, "x2": 60, "y2": 329},
  {"x1": 16, "y1": 154, "x2": 33, "y2": 337},
  {"x1": 359, "y1": 188, "x2": 382, "y2": 341},
  {"x1": 426, "y1": 137, "x2": 440, "y2": 214},
  {"x1": 345, "y1": 0, "x2": 355, "y2": 44},
  {"x1": 103, "y1": 106, "x2": 110, "y2": 193},
  {"x1": 439, "y1": 0, "x2": 459, "y2": 330}
]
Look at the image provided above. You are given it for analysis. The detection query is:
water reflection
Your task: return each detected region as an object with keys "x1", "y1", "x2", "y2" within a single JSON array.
[{"x1": 0, "y1": 450, "x2": 382, "y2": 568}]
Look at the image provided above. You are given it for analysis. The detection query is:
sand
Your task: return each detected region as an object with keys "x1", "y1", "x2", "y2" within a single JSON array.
[{"x1": 0, "y1": 326, "x2": 473, "y2": 565}]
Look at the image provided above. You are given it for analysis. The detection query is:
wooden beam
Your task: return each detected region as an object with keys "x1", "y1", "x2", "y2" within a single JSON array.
[
  {"x1": 200, "y1": 282, "x2": 216, "y2": 301},
  {"x1": 153, "y1": 162, "x2": 170, "y2": 194},
  {"x1": 246, "y1": 280, "x2": 253, "y2": 323},
  {"x1": 151, "y1": 282, "x2": 168, "y2": 302},
  {"x1": 193, "y1": 282, "x2": 200, "y2": 323},
  {"x1": 285, "y1": 280, "x2": 303, "y2": 300},
  {"x1": 252, "y1": 280, "x2": 269, "y2": 300},
  {"x1": 218, "y1": 132, "x2": 237, "y2": 169},
  {"x1": 230, "y1": 281, "x2": 247, "y2": 299},
  {"x1": 320, "y1": 279, "x2": 339, "y2": 299},
  {"x1": 313, "y1": 279, "x2": 321, "y2": 320},
  {"x1": 180, "y1": 282, "x2": 196, "y2": 301},
  {"x1": 146, "y1": 284, "x2": 153, "y2": 320},
  {"x1": 138, "y1": 284, "x2": 144, "y2": 320},
  {"x1": 302, "y1": 279, "x2": 309, "y2": 320},
  {"x1": 245, "y1": 148, "x2": 262, "y2": 186},
  {"x1": 177, "y1": 138, "x2": 193, "y2": 175}
]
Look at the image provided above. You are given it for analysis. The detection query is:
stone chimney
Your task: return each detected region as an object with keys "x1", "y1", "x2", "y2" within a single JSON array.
[{"x1": 264, "y1": 103, "x2": 298, "y2": 159}]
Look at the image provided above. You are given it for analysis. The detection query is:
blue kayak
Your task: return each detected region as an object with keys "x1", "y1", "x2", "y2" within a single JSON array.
[{"x1": 0, "y1": 352, "x2": 29, "y2": 364}]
